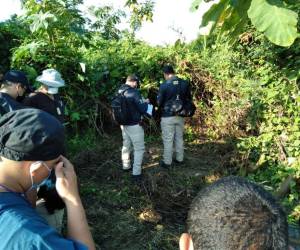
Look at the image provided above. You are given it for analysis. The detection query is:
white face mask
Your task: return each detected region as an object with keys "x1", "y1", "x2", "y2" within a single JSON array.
[
  {"x1": 26, "y1": 161, "x2": 52, "y2": 193},
  {"x1": 47, "y1": 87, "x2": 58, "y2": 94}
]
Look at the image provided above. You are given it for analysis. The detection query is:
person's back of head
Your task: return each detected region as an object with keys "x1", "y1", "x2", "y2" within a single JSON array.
[
  {"x1": 126, "y1": 74, "x2": 139, "y2": 88},
  {"x1": 185, "y1": 176, "x2": 288, "y2": 250},
  {"x1": 162, "y1": 65, "x2": 175, "y2": 75},
  {"x1": 162, "y1": 65, "x2": 176, "y2": 81}
]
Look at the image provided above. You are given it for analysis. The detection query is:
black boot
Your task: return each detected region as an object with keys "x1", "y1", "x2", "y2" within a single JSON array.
[
  {"x1": 173, "y1": 159, "x2": 184, "y2": 165},
  {"x1": 160, "y1": 160, "x2": 171, "y2": 169},
  {"x1": 132, "y1": 174, "x2": 142, "y2": 185}
]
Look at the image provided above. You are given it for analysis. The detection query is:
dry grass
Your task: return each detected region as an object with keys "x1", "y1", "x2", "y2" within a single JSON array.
[{"x1": 70, "y1": 132, "x2": 236, "y2": 250}]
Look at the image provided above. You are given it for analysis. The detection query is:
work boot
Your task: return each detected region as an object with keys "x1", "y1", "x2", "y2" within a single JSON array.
[
  {"x1": 122, "y1": 167, "x2": 132, "y2": 172},
  {"x1": 160, "y1": 160, "x2": 171, "y2": 169},
  {"x1": 132, "y1": 174, "x2": 142, "y2": 185},
  {"x1": 173, "y1": 159, "x2": 184, "y2": 165},
  {"x1": 122, "y1": 164, "x2": 132, "y2": 172}
]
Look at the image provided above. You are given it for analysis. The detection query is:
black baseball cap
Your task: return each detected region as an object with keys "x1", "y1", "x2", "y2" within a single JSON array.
[
  {"x1": 0, "y1": 109, "x2": 65, "y2": 161},
  {"x1": 126, "y1": 74, "x2": 139, "y2": 83},
  {"x1": 162, "y1": 65, "x2": 175, "y2": 74},
  {"x1": 3, "y1": 70, "x2": 29, "y2": 88}
]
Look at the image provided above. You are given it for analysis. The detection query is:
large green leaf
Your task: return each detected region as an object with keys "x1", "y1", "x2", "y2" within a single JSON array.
[
  {"x1": 221, "y1": 0, "x2": 251, "y2": 41},
  {"x1": 248, "y1": 0, "x2": 299, "y2": 47},
  {"x1": 199, "y1": 0, "x2": 230, "y2": 35},
  {"x1": 28, "y1": 11, "x2": 57, "y2": 33}
]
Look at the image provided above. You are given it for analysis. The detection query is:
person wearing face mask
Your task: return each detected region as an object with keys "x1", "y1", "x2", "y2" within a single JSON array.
[
  {"x1": 23, "y1": 68, "x2": 65, "y2": 123},
  {"x1": 0, "y1": 108, "x2": 95, "y2": 250},
  {"x1": 23, "y1": 68, "x2": 66, "y2": 231},
  {"x1": 0, "y1": 70, "x2": 32, "y2": 116}
]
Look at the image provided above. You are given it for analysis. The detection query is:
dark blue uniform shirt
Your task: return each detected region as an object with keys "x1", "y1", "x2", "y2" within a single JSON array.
[
  {"x1": 157, "y1": 76, "x2": 192, "y2": 117},
  {"x1": 118, "y1": 84, "x2": 148, "y2": 125}
]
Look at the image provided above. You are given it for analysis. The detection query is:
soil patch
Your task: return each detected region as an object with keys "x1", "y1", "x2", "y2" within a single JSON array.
[{"x1": 71, "y1": 132, "x2": 236, "y2": 249}]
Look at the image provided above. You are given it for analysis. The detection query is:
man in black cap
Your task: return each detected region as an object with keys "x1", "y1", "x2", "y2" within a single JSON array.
[
  {"x1": 157, "y1": 65, "x2": 192, "y2": 168},
  {"x1": 0, "y1": 109, "x2": 95, "y2": 250},
  {"x1": 0, "y1": 69, "x2": 32, "y2": 115},
  {"x1": 116, "y1": 74, "x2": 151, "y2": 183}
]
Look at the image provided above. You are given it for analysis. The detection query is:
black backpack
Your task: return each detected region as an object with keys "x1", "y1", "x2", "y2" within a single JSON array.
[{"x1": 111, "y1": 88, "x2": 130, "y2": 125}]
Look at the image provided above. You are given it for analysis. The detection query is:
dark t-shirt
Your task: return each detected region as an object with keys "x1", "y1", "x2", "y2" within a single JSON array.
[{"x1": 23, "y1": 92, "x2": 65, "y2": 123}]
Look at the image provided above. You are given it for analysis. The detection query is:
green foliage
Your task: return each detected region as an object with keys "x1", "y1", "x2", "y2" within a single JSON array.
[
  {"x1": 82, "y1": 37, "x2": 169, "y2": 99},
  {"x1": 237, "y1": 71, "x2": 300, "y2": 224},
  {"x1": 183, "y1": 29, "x2": 300, "y2": 222},
  {"x1": 185, "y1": 126, "x2": 199, "y2": 142},
  {"x1": 125, "y1": 0, "x2": 154, "y2": 32},
  {"x1": 239, "y1": 79, "x2": 300, "y2": 166},
  {"x1": 1, "y1": 0, "x2": 300, "y2": 228},
  {"x1": 248, "y1": 0, "x2": 298, "y2": 46},
  {"x1": 11, "y1": 0, "x2": 89, "y2": 129},
  {"x1": 66, "y1": 129, "x2": 98, "y2": 155},
  {"x1": 0, "y1": 17, "x2": 28, "y2": 73},
  {"x1": 193, "y1": 0, "x2": 299, "y2": 47},
  {"x1": 27, "y1": 11, "x2": 57, "y2": 33},
  {"x1": 199, "y1": 0, "x2": 231, "y2": 35},
  {"x1": 88, "y1": 5, "x2": 126, "y2": 40}
]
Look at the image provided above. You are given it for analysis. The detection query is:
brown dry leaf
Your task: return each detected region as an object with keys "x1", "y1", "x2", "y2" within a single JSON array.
[
  {"x1": 205, "y1": 174, "x2": 221, "y2": 183},
  {"x1": 139, "y1": 209, "x2": 162, "y2": 223}
]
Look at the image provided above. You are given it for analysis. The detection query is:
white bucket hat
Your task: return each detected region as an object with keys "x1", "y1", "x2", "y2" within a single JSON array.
[{"x1": 36, "y1": 69, "x2": 65, "y2": 94}]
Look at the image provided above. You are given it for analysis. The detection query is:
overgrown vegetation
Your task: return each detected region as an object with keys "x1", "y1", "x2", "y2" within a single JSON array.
[{"x1": 1, "y1": 0, "x2": 300, "y2": 248}]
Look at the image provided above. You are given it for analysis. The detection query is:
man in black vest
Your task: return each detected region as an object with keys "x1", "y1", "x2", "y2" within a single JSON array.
[
  {"x1": 118, "y1": 75, "x2": 150, "y2": 183},
  {"x1": 157, "y1": 65, "x2": 192, "y2": 168}
]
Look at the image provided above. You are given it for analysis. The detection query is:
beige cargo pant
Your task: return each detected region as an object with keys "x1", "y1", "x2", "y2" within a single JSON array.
[
  {"x1": 121, "y1": 124, "x2": 145, "y2": 176},
  {"x1": 161, "y1": 116, "x2": 184, "y2": 165}
]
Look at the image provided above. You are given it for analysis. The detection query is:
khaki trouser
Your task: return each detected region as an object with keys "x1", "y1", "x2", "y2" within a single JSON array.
[
  {"x1": 36, "y1": 199, "x2": 64, "y2": 233},
  {"x1": 161, "y1": 116, "x2": 184, "y2": 165},
  {"x1": 121, "y1": 124, "x2": 145, "y2": 176}
]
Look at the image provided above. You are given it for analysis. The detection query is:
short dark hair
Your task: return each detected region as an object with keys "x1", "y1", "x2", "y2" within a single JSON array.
[
  {"x1": 162, "y1": 65, "x2": 175, "y2": 74},
  {"x1": 187, "y1": 176, "x2": 288, "y2": 250},
  {"x1": 126, "y1": 74, "x2": 139, "y2": 83}
]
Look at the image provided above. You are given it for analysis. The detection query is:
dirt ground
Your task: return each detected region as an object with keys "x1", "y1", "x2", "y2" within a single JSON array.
[{"x1": 70, "y1": 131, "x2": 236, "y2": 250}]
